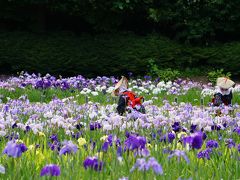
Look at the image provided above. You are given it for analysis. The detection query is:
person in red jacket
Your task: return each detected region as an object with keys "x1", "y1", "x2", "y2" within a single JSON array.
[{"x1": 112, "y1": 76, "x2": 145, "y2": 115}]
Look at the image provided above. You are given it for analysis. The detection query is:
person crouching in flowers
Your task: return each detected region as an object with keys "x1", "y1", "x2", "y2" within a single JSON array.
[
  {"x1": 112, "y1": 76, "x2": 145, "y2": 115},
  {"x1": 212, "y1": 77, "x2": 235, "y2": 106}
]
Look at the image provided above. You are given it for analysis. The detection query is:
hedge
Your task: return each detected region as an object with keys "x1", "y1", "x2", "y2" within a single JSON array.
[{"x1": 0, "y1": 32, "x2": 240, "y2": 77}]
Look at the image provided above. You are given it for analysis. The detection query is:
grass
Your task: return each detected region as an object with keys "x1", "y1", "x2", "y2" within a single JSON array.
[{"x1": 1, "y1": 87, "x2": 240, "y2": 106}]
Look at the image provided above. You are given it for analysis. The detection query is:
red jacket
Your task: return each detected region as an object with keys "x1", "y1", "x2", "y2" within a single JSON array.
[{"x1": 122, "y1": 91, "x2": 143, "y2": 108}]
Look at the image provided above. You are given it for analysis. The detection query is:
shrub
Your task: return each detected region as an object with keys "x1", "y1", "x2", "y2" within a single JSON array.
[
  {"x1": 0, "y1": 32, "x2": 240, "y2": 77},
  {"x1": 148, "y1": 59, "x2": 180, "y2": 81},
  {"x1": 207, "y1": 69, "x2": 231, "y2": 85}
]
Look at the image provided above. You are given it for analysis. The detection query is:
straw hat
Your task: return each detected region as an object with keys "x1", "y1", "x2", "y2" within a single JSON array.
[
  {"x1": 216, "y1": 77, "x2": 235, "y2": 89},
  {"x1": 111, "y1": 76, "x2": 128, "y2": 96}
]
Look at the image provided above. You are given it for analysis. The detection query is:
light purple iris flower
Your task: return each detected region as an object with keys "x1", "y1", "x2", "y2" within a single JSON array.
[
  {"x1": 168, "y1": 150, "x2": 190, "y2": 164},
  {"x1": 134, "y1": 148, "x2": 150, "y2": 157},
  {"x1": 40, "y1": 164, "x2": 61, "y2": 176},
  {"x1": 3, "y1": 140, "x2": 28, "y2": 158},
  {"x1": 225, "y1": 139, "x2": 236, "y2": 148},
  {"x1": 130, "y1": 157, "x2": 163, "y2": 175},
  {"x1": 59, "y1": 141, "x2": 78, "y2": 155}
]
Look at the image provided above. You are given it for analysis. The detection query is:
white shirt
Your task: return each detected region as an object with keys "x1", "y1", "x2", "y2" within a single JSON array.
[{"x1": 214, "y1": 86, "x2": 232, "y2": 95}]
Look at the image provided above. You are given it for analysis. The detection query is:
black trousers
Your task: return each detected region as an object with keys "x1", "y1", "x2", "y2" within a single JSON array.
[{"x1": 116, "y1": 95, "x2": 145, "y2": 115}]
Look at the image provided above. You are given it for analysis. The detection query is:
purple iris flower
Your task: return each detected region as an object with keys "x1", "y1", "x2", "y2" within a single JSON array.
[
  {"x1": 192, "y1": 133, "x2": 203, "y2": 149},
  {"x1": 206, "y1": 140, "x2": 219, "y2": 148},
  {"x1": 237, "y1": 144, "x2": 240, "y2": 152},
  {"x1": 76, "y1": 123, "x2": 84, "y2": 130},
  {"x1": 144, "y1": 75, "x2": 151, "y2": 81},
  {"x1": 151, "y1": 132, "x2": 156, "y2": 140},
  {"x1": 116, "y1": 138, "x2": 121, "y2": 146},
  {"x1": 36, "y1": 80, "x2": 44, "y2": 89},
  {"x1": 159, "y1": 135, "x2": 167, "y2": 143},
  {"x1": 40, "y1": 164, "x2": 61, "y2": 176},
  {"x1": 49, "y1": 134, "x2": 58, "y2": 142},
  {"x1": 12, "y1": 123, "x2": 17, "y2": 129},
  {"x1": 4, "y1": 105, "x2": 9, "y2": 112},
  {"x1": 202, "y1": 132, "x2": 207, "y2": 140},
  {"x1": 72, "y1": 131, "x2": 82, "y2": 139},
  {"x1": 225, "y1": 139, "x2": 236, "y2": 148},
  {"x1": 49, "y1": 141, "x2": 61, "y2": 151},
  {"x1": 233, "y1": 128, "x2": 240, "y2": 135},
  {"x1": 168, "y1": 132, "x2": 176, "y2": 143},
  {"x1": 43, "y1": 80, "x2": 51, "y2": 88},
  {"x1": 172, "y1": 122, "x2": 181, "y2": 133},
  {"x1": 168, "y1": 150, "x2": 190, "y2": 164},
  {"x1": 101, "y1": 134, "x2": 118, "y2": 152},
  {"x1": 59, "y1": 141, "x2": 78, "y2": 156},
  {"x1": 25, "y1": 125, "x2": 31, "y2": 132},
  {"x1": 117, "y1": 146, "x2": 123, "y2": 157},
  {"x1": 197, "y1": 148, "x2": 212, "y2": 160},
  {"x1": 157, "y1": 129, "x2": 162, "y2": 136},
  {"x1": 102, "y1": 142, "x2": 109, "y2": 152},
  {"x1": 61, "y1": 81, "x2": 70, "y2": 90},
  {"x1": 183, "y1": 132, "x2": 203, "y2": 149},
  {"x1": 124, "y1": 135, "x2": 146, "y2": 151},
  {"x1": 107, "y1": 134, "x2": 113, "y2": 146},
  {"x1": 160, "y1": 133, "x2": 175, "y2": 143},
  {"x1": 211, "y1": 125, "x2": 221, "y2": 131},
  {"x1": 190, "y1": 124, "x2": 197, "y2": 133},
  {"x1": 90, "y1": 122, "x2": 102, "y2": 131},
  {"x1": 21, "y1": 83, "x2": 27, "y2": 87},
  {"x1": 125, "y1": 131, "x2": 130, "y2": 138},
  {"x1": 3, "y1": 141, "x2": 28, "y2": 158},
  {"x1": 83, "y1": 156, "x2": 103, "y2": 171}
]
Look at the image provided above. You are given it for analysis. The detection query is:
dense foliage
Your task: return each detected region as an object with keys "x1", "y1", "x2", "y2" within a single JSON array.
[
  {"x1": 0, "y1": 32, "x2": 240, "y2": 77},
  {"x1": 1, "y1": 0, "x2": 240, "y2": 44}
]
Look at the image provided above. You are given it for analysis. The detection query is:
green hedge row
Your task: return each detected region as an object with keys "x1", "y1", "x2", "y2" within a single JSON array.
[{"x1": 0, "y1": 32, "x2": 240, "y2": 77}]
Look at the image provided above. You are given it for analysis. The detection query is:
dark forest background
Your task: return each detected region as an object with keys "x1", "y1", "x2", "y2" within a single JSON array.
[{"x1": 1, "y1": 0, "x2": 240, "y2": 77}]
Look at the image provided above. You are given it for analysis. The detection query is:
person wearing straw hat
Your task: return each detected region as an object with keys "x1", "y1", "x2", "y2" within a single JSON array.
[
  {"x1": 112, "y1": 76, "x2": 145, "y2": 115},
  {"x1": 212, "y1": 77, "x2": 235, "y2": 106}
]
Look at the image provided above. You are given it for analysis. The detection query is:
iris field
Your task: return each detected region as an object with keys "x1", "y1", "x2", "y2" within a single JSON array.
[{"x1": 0, "y1": 73, "x2": 240, "y2": 179}]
